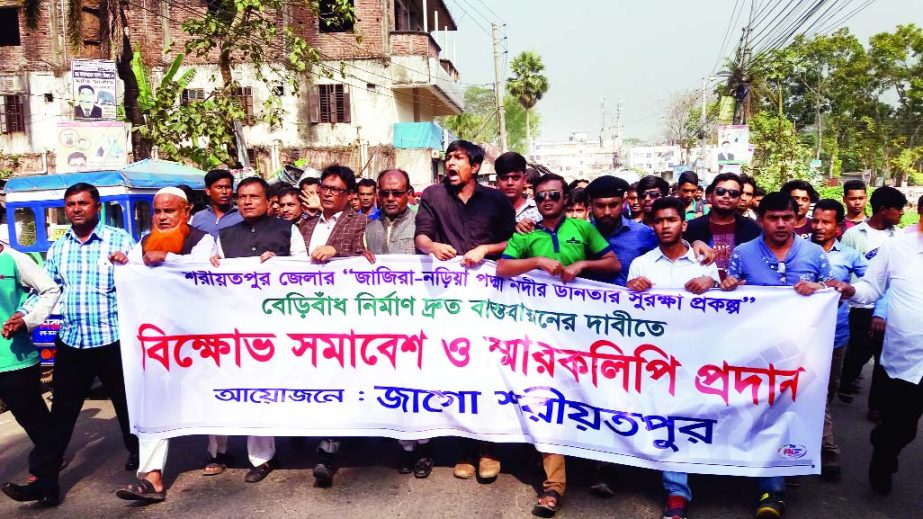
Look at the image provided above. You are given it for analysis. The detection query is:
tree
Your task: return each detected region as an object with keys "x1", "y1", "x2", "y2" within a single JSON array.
[
  {"x1": 182, "y1": 0, "x2": 354, "y2": 166},
  {"x1": 132, "y1": 53, "x2": 240, "y2": 169},
  {"x1": 507, "y1": 51, "x2": 549, "y2": 155},
  {"x1": 662, "y1": 90, "x2": 719, "y2": 164},
  {"x1": 441, "y1": 85, "x2": 539, "y2": 155}
]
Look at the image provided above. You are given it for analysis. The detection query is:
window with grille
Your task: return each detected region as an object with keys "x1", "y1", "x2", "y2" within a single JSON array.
[
  {"x1": 1, "y1": 94, "x2": 26, "y2": 134},
  {"x1": 232, "y1": 86, "x2": 255, "y2": 124},
  {"x1": 312, "y1": 84, "x2": 350, "y2": 124},
  {"x1": 181, "y1": 88, "x2": 206, "y2": 105}
]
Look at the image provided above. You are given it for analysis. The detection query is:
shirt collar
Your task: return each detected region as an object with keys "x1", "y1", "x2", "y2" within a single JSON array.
[
  {"x1": 537, "y1": 216, "x2": 567, "y2": 234},
  {"x1": 66, "y1": 219, "x2": 105, "y2": 244},
  {"x1": 320, "y1": 211, "x2": 343, "y2": 224},
  {"x1": 654, "y1": 240, "x2": 696, "y2": 263},
  {"x1": 757, "y1": 232, "x2": 802, "y2": 261},
  {"x1": 381, "y1": 208, "x2": 412, "y2": 225},
  {"x1": 207, "y1": 205, "x2": 239, "y2": 216}
]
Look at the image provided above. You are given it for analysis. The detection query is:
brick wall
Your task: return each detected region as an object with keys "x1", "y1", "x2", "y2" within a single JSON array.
[
  {"x1": 0, "y1": 0, "x2": 398, "y2": 73},
  {"x1": 390, "y1": 32, "x2": 439, "y2": 59},
  {"x1": 0, "y1": 5, "x2": 60, "y2": 73}
]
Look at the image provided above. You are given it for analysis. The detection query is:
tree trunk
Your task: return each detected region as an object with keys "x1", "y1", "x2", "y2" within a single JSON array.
[
  {"x1": 525, "y1": 107, "x2": 531, "y2": 157},
  {"x1": 117, "y1": 32, "x2": 151, "y2": 160},
  {"x1": 218, "y1": 47, "x2": 242, "y2": 168}
]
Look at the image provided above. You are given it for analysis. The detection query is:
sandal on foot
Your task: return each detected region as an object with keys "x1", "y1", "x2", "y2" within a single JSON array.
[
  {"x1": 115, "y1": 479, "x2": 165, "y2": 502},
  {"x1": 532, "y1": 490, "x2": 562, "y2": 518},
  {"x1": 203, "y1": 453, "x2": 231, "y2": 476}
]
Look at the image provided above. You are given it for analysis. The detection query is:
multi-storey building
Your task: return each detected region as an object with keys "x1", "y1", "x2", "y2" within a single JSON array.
[{"x1": 0, "y1": 0, "x2": 464, "y2": 189}]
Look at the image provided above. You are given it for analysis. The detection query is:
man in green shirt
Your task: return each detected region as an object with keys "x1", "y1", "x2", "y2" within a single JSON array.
[
  {"x1": 496, "y1": 173, "x2": 620, "y2": 518},
  {"x1": 0, "y1": 243, "x2": 61, "y2": 505},
  {"x1": 497, "y1": 173, "x2": 620, "y2": 281}
]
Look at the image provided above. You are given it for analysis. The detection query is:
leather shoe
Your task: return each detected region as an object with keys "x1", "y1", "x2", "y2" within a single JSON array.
[
  {"x1": 244, "y1": 461, "x2": 274, "y2": 483},
  {"x1": 478, "y1": 455, "x2": 501, "y2": 479},
  {"x1": 125, "y1": 452, "x2": 140, "y2": 471},
  {"x1": 453, "y1": 461, "x2": 475, "y2": 479},
  {"x1": 313, "y1": 452, "x2": 335, "y2": 487},
  {"x1": 2, "y1": 480, "x2": 60, "y2": 506},
  {"x1": 869, "y1": 471, "x2": 892, "y2": 495},
  {"x1": 398, "y1": 450, "x2": 414, "y2": 474}
]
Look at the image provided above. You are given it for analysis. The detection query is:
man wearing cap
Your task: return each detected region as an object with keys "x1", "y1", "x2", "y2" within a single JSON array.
[{"x1": 112, "y1": 187, "x2": 215, "y2": 503}]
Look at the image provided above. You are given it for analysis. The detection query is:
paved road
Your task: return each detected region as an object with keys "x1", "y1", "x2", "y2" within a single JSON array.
[{"x1": 1, "y1": 369, "x2": 920, "y2": 519}]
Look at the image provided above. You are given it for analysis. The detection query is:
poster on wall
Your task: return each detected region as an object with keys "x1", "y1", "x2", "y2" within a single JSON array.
[
  {"x1": 716, "y1": 125, "x2": 754, "y2": 165},
  {"x1": 56, "y1": 121, "x2": 129, "y2": 173},
  {"x1": 72, "y1": 59, "x2": 118, "y2": 121}
]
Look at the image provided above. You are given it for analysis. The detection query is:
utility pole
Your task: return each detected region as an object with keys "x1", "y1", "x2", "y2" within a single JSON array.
[
  {"x1": 700, "y1": 76, "x2": 708, "y2": 163},
  {"x1": 492, "y1": 23, "x2": 507, "y2": 152}
]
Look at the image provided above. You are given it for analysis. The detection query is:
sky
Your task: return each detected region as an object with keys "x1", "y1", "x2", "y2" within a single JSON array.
[{"x1": 440, "y1": 0, "x2": 923, "y2": 143}]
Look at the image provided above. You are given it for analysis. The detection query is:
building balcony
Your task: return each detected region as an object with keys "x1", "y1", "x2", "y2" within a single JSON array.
[{"x1": 389, "y1": 31, "x2": 463, "y2": 116}]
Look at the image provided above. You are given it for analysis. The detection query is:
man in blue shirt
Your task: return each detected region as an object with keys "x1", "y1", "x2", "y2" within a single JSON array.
[
  {"x1": 811, "y1": 199, "x2": 867, "y2": 482},
  {"x1": 190, "y1": 169, "x2": 244, "y2": 236},
  {"x1": 722, "y1": 192, "x2": 833, "y2": 519},
  {"x1": 584, "y1": 176, "x2": 658, "y2": 286},
  {"x1": 3, "y1": 183, "x2": 137, "y2": 506}
]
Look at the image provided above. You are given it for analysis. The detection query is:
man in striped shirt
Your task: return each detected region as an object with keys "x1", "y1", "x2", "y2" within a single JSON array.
[{"x1": 3, "y1": 183, "x2": 137, "y2": 506}]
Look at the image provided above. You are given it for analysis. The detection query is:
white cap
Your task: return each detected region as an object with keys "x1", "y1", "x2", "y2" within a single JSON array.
[{"x1": 154, "y1": 186, "x2": 188, "y2": 201}]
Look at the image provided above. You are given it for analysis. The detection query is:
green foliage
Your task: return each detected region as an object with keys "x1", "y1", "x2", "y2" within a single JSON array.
[
  {"x1": 507, "y1": 51, "x2": 549, "y2": 111},
  {"x1": 746, "y1": 112, "x2": 814, "y2": 192},
  {"x1": 746, "y1": 25, "x2": 922, "y2": 185},
  {"x1": 132, "y1": 53, "x2": 238, "y2": 169},
  {"x1": 440, "y1": 86, "x2": 540, "y2": 155},
  {"x1": 180, "y1": 0, "x2": 354, "y2": 160}
]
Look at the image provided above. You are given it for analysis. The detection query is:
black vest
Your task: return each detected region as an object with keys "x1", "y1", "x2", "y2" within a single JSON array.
[
  {"x1": 219, "y1": 216, "x2": 293, "y2": 258},
  {"x1": 141, "y1": 226, "x2": 209, "y2": 255}
]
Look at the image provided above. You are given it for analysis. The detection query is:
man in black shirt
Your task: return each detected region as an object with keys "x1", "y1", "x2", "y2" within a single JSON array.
[
  {"x1": 415, "y1": 140, "x2": 515, "y2": 267},
  {"x1": 413, "y1": 140, "x2": 515, "y2": 480}
]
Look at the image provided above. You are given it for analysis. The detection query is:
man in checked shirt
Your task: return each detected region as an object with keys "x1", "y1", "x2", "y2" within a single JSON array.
[{"x1": 3, "y1": 183, "x2": 137, "y2": 506}]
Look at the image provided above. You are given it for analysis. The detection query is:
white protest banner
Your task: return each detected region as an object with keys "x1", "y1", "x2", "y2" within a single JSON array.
[{"x1": 116, "y1": 255, "x2": 837, "y2": 477}]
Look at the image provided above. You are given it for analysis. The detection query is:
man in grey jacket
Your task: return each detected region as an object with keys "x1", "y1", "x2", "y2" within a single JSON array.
[{"x1": 362, "y1": 168, "x2": 432, "y2": 477}]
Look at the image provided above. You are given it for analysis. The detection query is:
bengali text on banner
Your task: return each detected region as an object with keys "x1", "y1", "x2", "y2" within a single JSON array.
[{"x1": 115, "y1": 255, "x2": 838, "y2": 477}]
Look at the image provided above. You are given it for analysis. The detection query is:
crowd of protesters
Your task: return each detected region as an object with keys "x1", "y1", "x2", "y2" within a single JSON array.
[{"x1": 1, "y1": 139, "x2": 921, "y2": 519}]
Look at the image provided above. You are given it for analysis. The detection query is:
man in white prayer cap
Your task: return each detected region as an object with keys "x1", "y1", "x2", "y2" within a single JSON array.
[
  {"x1": 114, "y1": 186, "x2": 214, "y2": 503},
  {"x1": 126, "y1": 187, "x2": 215, "y2": 266}
]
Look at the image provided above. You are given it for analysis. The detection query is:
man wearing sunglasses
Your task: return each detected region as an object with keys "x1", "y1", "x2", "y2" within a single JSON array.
[
  {"x1": 496, "y1": 173, "x2": 620, "y2": 518},
  {"x1": 363, "y1": 169, "x2": 416, "y2": 259},
  {"x1": 684, "y1": 173, "x2": 762, "y2": 278},
  {"x1": 721, "y1": 191, "x2": 833, "y2": 519},
  {"x1": 636, "y1": 175, "x2": 671, "y2": 228}
]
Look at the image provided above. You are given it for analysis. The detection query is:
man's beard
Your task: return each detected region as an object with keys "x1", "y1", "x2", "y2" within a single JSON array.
[{"x1": 144, "y1": 223, "x2": 189, "y2": 254}]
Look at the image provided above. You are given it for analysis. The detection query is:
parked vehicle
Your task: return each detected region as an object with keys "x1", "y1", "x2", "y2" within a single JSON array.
[{"x1": 2, "y1": 159, "x2": 206, "y2": 368}]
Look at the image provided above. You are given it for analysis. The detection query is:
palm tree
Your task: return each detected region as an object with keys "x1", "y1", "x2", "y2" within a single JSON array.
[{"x1": 507, "y1": 51, "x2": 549, "y2": 156}]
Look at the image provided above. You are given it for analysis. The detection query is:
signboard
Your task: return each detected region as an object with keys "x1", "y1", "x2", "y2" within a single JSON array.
[
  {"x1": 72, "y1": 59, "x2": 118, "y2": 121},
  {"x1": 717, "y1": 125, "x2": 754, "y2": 166},
  {"x1": 116, "y1": 256, "x2": 838, "y2": 477},
  {"x1": 56, "y1": 121, "x2": 129, "y2": 173}
]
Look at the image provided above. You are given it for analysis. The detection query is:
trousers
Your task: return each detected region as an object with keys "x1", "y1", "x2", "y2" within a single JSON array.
[
  {"x1": 0, "y1": 364, "x2": 51, "y2": 450},
  {"x1": 30, "y1": 340, "x2": 138, "y2": 479}
]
